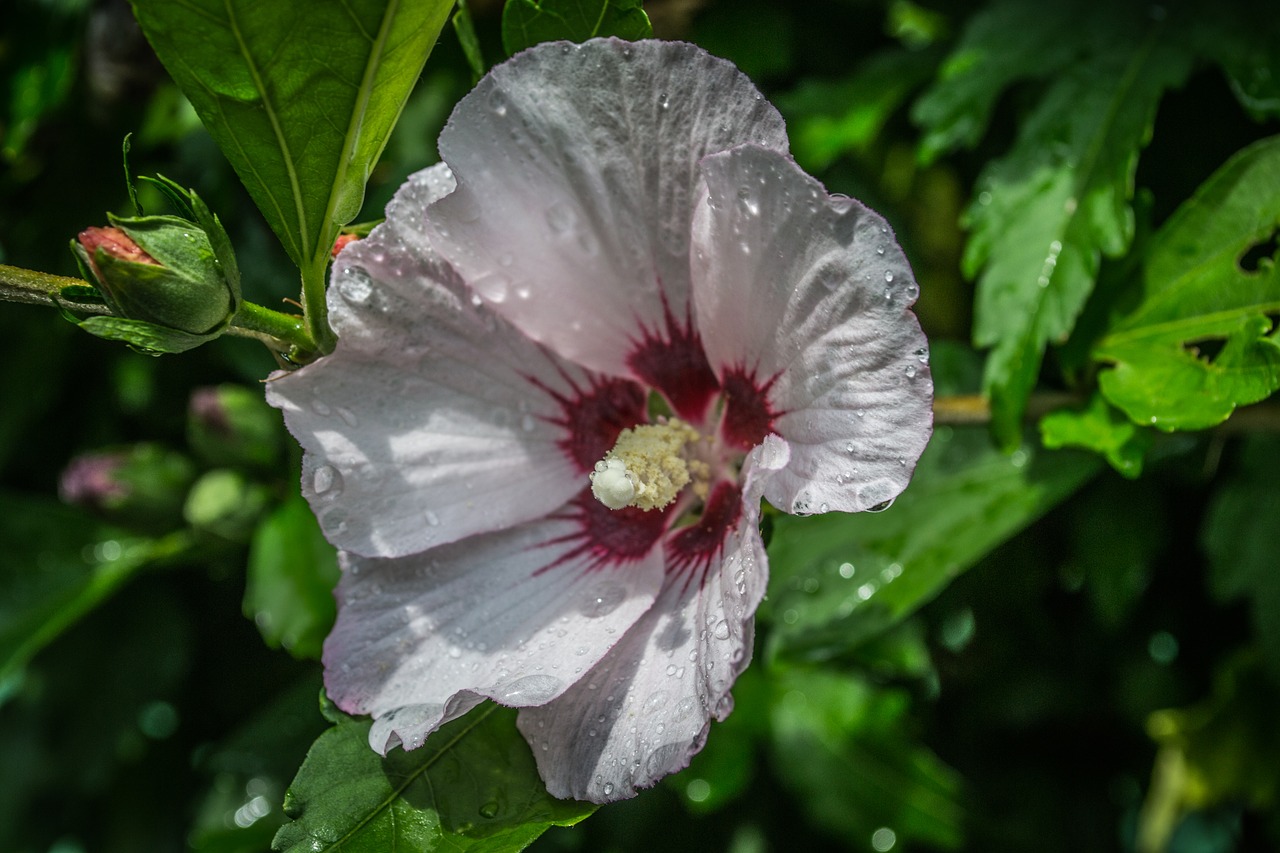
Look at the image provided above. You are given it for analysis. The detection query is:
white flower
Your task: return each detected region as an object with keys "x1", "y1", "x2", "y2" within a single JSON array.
[{"x1": 268, "y1": 38, "x2": 932, "y2": 803}]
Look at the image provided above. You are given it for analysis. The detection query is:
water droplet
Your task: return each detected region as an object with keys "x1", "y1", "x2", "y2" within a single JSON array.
[
  {"x1": 425, "y1": 510, "x2": 440, "y2": 527},
  {"x1": 312, "y1": 465, "x2": 342, "y2": 496},
  {"x1": 603, "y1": 782, "x2": 615, "y2": 796},
  {"x1": 498, "y1": 674, "x2": 563, "y2": 704},
  {"x1": 447, "y1": 645, "x2": 462, "y2": 659},
  {"x1": 884, "y1": 270, "x2": 895, "y2": 283},
  {"x1": 905, "y1": 365, "x2": 918, "y2": 379},
  {"x1": 818, "y1": 502, "x2": 830, "y2": 513},
  {"x1": 581, "y1": 581, "x2": 627, "y2": 618},
  {"x1": 473, "y1": 271, "x2": 510, "y2": 303},
  {"x1": 336, "y1": 406, "x2": 358, "y2": 427},
  {"x1": 734, "y1": 569, "x2": 746, "y2": 593},
  {"x1": 914, "y1": 347, "x2": 929, "y2": 364},
  {"x1": 713, "y1": 620, "x2": 730, "y2": 640},
  {"x1": 311, "y1": 399, "x2": 332, "y2": 417},
  {"x1": 839, "y1": 562, "x2": 856, "y2": 579},
  {"x1": 479, "y1": 801, "x2": 500, "y2": 819},
  {"x1": 338, "y1": 267, "x2": 373, "y2": 304},
  {"x1": 857, "y1": 583, "x2": 876, "y2": 600},
  {"x1": 658, "y1": 92, "x2": 670, "y2": 110}
]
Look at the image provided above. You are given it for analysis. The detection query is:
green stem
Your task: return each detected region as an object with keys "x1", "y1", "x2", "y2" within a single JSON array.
[
  {"x1": 301, "y1": 255, "x2": 337, "y2": 355},
  {"x1": 227, "y1": 300, "x2": 318, "y2": 361},
  {"x1": 0, "y1": 264, "x2": 108, "y2": 313}
]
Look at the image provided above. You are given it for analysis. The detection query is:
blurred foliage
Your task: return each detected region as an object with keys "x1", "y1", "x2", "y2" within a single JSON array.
[{"x1": 1, "y1": 0, "x2": 1279, "y2": 852}]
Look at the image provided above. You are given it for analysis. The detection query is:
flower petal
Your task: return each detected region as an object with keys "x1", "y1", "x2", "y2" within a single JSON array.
[
  {"x1": 691, "y1": 146, "x2": 933, "y2": 514},
  {"x1": 324, "y1": 512, "x2": 668, "y2": 755},
  {"x1": 268, "y1": 166, "x2": 626, "y2": 558},
  {"x1": 517, "y1": 436, "x2": 789, "y2": 802},
  {"x1": 424, "y1": 38, "x2": 787, "y2": 376}
]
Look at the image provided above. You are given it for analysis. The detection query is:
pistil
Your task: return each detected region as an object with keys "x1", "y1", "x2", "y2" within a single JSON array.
[{"x1": 589, "y1": 419, "x2": 702, "y2": 511}]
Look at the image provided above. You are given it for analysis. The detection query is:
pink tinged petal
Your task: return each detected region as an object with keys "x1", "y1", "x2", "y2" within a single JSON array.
[
  {"x1": 424, "y1": 39, "x2": 788, "y2": 376},
  {"x1": 517, "y1": 437, "x2": 789, "y2": 802},
  {"x1": 691, "y1": 146, "x2": 933, "y2": 514},
  {"x1": 324, "y1": 510, "x2": 669, "y2": 756},
  {"x1": 268, "y1": 170, "x2": 641, "y2": 558}
]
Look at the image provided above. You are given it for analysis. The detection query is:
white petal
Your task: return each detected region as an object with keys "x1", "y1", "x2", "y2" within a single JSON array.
[
  {"x1": 424, "y1": 38, "x2": 787, "y2": 375},
  {"x1": 517, "y1": 437, "x2": 788, "y2": 802},
  {"x1": 325, "y1": 513, "x2": 667, "y2": 755},
  {"x1": 691, "y1": 146, "x2": 933, "y2": 514},
  {"x1": 268, "y1": 172, "x2": 620, "y2": 558}
]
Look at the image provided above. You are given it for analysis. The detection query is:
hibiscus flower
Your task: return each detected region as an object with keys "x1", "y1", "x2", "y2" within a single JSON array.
[{"x1": 267, "y1": 38, "x2": 932, "y2": 803}]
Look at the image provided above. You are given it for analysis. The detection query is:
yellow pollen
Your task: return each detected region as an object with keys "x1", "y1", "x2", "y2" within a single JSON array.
[{"x1": 589, "y1": 419, "x2": 701, "y2": 511}]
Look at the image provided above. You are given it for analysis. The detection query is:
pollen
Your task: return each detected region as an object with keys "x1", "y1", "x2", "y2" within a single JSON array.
[{"x1": 589, "y1": 419, "x2": 701, "y2": 511}]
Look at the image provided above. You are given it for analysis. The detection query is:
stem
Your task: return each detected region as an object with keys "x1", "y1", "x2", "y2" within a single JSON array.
[
  {"x1": 0, "y1": 264, "x2": 109, "y2": 314},
  {"x1": 227, "y1": 300, "x2": 317, "y2": 360},
  {"x1": 300, "y1": 255, "x2": 337, "y2": 355}
]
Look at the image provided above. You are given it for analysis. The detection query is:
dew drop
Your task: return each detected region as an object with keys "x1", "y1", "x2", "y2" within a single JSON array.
[
  {"x1": 581, "y1": 581, "x2": 627, "y2": 618},
  {"x1": 603, "y1": 782, "x2": 615, "y2": 796},
  {"x1": 905, "y1": 365, "x2": 918, "y2": 379},
  {"x1": 884, "y1": 270, "x2": 895, "y2": 283},
  {"x1": 312, "y1": 465, "x2": 342, "y2": 496},
  {"x1": 498, "y1": 674, "x2": 563, "y2": 704},
  {"x1": 338, "y1": 267, "x2": 373, "y2": 304},
  {"x1": 310, "y1": 399, "x2": 332, "y2": 417},
  {"x1": 425, "y1": 510, "x2": 440, "y2": 527},
  {"x1": 713, "y1": 620, "x2": 730, "y2": 640}
]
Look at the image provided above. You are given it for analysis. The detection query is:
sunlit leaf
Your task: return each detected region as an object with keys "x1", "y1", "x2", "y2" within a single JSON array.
[
  {"x1": 129, "y1": 0, "x2": 454, "y2": 273},
  {"x1": 1094, "y1": 136, "x2": 1280, "y2": 431},
  {"x1": 1040, "y1": 392, "x2": 1153, "y2": 477},
  {"x1": 953, "y1": 3, "x2": 1193, "y2": 446},
  {"x1": 501, "y1": 0, "x2": 651, "y2": 56},
  {"x1": 273, "y1": 704, "x2": 594, "y2": 852},
  {"x1": 245, "y1": 496, "x2": 339, "y2": 660}
]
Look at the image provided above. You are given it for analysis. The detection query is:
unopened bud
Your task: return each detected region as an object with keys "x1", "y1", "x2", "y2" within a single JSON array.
[
  {"x1": 59, "y1": 444, "x2": 196, "y2": 532},
  {"x1": 188, "y1": 384, "x2": 282, "y2": 471}
]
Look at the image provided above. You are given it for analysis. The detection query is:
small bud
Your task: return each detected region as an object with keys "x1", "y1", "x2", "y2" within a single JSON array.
[
  {"x1": 59, "y1": 444, "x2": 196, "y2": 533},
  {"x1": 187, "y1": 384, "x2": 282, "y2": 471},
  {"x1": 331, "y1": 233, "x2": 360, "y2": 258},
  {"x1": 184, "y1": 469, "x2": 271, "y2": 542}
]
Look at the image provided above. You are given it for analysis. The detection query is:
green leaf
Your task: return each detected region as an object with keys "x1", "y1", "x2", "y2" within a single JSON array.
[
  {"x1": 0, "y1": 492, "x2": 183, "y2": 685},
  {"x1": 764, "y1": 426, "x2": 1100, "y2": 664},
  {"x1": 1040, "y1": 392, "x2": 1153, "y2": 477},
  {"x1": 767, "y1": 667, "x2": 964, "y2": 850},
  {"x1": 245, "y1": 496, "x2": 339, "y2": 660},
  {"x1": 911, "y1": 0, "x2": 1078, "y2": 165},
  {"x1": 776, "y1": 47, "x2": 939, "y2": 172},
  {"x1": 958, "y1": 4, "x2": 1193, "y2": 446},
  {"x1": 501, "y1": 0, "x2": 651, "y2": 57},
  {"x1": 129, "y1": 0, "x2": 454, "y2": 273},
  {"x1": 1094, "y1": 136, "x2": 1280, "y2": 431},
  {"x1": 273, "y1": 704, "x2": 595, "y2": 852},
  {"x1": 77, "y1": 315, "x2": 219, "y2": 354},
  {"x1": 1203, "y1": 436, "x2": 1280, "y2": 681},
  {"x1": 453, "y1": 0, "x2": 486, "y2": 83}
]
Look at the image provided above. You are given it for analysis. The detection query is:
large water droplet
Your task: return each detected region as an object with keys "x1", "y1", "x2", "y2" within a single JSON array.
[
  {"x1": 498, "y1": 674, "x2": 563, "y2": 704},
  {"x1": 581, "y1": 581, "x2": 627, "y2": 618},
  {"x1": 713, "y1": 620, "x2": 730, "y2": 640},
  {"x1": 338, "y1": 267, "x2": 373, "y2": 304},
  {"x1": 312, "y1": 465, "x2": 343, "y2": 496}
]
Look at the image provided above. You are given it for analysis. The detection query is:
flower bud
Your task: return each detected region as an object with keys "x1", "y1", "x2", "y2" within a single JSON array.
[
  {"x1": 187, "y1": 384, "x2": 282, "y2": 471},
  {"x1": 184, "y1": 469, "x2": 271, "y2": 542},
  {"x1": 59, "y1": 443, "x2": 196, "y2": 533},
  {"x1": 74, "y1": 212, "x2": 237, "y2": 336}
]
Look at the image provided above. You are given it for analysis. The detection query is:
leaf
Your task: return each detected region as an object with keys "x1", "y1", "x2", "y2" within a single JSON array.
[
  {"x1": 77, "y1": 315, "x2": 219, "y2": 354},
  {"x1": 1202, "y1": 436, "x2": 1280, "y2": 682},
  {"x1": 129, "y1": 0, "x2": 454, "y2": 273},
  {"x1": 911, "y1": 0, "x2": 1078, "y2": 165},
  {"x1": 764, "y1": 426, "x2": 1100, "y2": 665},
  {"x1": 501, "y1": 0, "x2": 651, "y2": 57},
  {"x1": 1040, "y1": 392, "x2": 1153, "y2": 477},
  {"x1": 0, "y1": 492, "x2": 179, "y2": 685},
  {"x1": 245, "y1": 496, "x2": 340, "y2": 659},
  {"x1": 1094, "y1": 136, "x2": 1280, "y2": 431},
  {"x1": 453, "y1": 0, "x2": 486, "y2": 83},
  {"x1": 957, "y1": 3, "x2": 1194, "y2": 446},
  {"x1": 273, "y1": 704, "x2": 595, "y2": 852},
  {"x1": 776, "y1": 47, "x2": 939, "y2": 172},
  {"x1": 767, "y1": 668, "x2": 964, "y2": 850}
]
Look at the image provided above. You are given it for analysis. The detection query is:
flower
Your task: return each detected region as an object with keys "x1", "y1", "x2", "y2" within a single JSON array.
[{"x1": 267, "y1": 38, "x2": 932, "y2": 803}]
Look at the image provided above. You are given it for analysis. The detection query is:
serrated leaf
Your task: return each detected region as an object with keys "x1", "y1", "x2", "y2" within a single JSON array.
[
  {"x1": 1095, "y1": 136, "x2": 1280, "y2": 430},
  {"x1": 764, "y1": 427, "x2": 1099, "y2": 665},
  {"x1": 961, "y1": 4, "x2": 1193, "y2": 447},
  {"x1": 273, "y1": 704, "x2": 594, "y2": 853},
  {"x1": 129, "y1": 0, "x2": 453, "y2": 273},
  {"x1": 1040, "y1": 392, "x2": 1152, "y2": 477},
  {"x1": 245, "y1": 496, "x2": 339, "y2": 660},
  {"x1": 501, "y1": 0, "x2": 651, "y2": 57},
  {"x1": 77, "y1": 315, "x2": 218, "y2": 354},
  {"x1": 0, "y1": 492, "x2": 172, "y2": 684},
  {"x1": 911, "y1": 0, "x2": 1077, "y2": 164}
]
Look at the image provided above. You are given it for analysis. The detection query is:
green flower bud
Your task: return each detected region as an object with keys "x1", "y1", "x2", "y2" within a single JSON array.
[
  {"x1": 69, "y1": 182, "x2": 242, "y2": 353},
  {"x1": 183, "y1": 469, "x2": 271, "y2": 543},
  {"x1": 187, "y1": 384, "x2": 282, "y2": 471}
]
